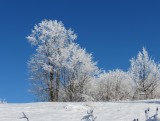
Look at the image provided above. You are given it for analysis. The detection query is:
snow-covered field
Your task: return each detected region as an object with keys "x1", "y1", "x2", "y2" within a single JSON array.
[{"x1": 0, "y1": 100, "x2": 160, "y2": 121}]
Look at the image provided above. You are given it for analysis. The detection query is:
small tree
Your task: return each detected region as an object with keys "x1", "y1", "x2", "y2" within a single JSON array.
[{"x1": 129, "y1": 47, "x2": 160, "y2": 99}]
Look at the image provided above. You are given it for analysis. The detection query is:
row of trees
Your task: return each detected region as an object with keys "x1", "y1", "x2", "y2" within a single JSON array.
[
  {"x1": 27, "y1": 20, "x2": 160, "y2": 102},
  {"x1": 90, "y1": 48, "x2": 160, "y2": 101}
]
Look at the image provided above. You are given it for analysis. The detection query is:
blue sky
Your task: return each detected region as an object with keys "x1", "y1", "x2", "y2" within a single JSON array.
[{"x1": 0, "y1": 0, "x2": 160, "y2": 103}]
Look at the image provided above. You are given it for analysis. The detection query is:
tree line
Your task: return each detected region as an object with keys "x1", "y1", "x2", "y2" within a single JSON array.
[{"x1": 27, "y1": 20, "x2": 160, "y2": 102}]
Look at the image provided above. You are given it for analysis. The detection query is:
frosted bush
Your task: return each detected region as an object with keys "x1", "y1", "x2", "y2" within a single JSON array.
[
  {"x1": 81, "y1": 110, "x2": 97, "y2": 121},
  {"x1": 133, "y1": 107, "x2": 160, "y2": 121}
]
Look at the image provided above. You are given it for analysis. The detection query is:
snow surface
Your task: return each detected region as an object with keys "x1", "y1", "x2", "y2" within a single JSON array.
[{"x1": 1, "y1": 100, "x2": 160, "y2": 121}]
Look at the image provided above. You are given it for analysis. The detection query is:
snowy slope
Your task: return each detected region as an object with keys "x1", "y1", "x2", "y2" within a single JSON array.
[{"x1": 0, "y1": 100, "x2": 160, "y2": 121}]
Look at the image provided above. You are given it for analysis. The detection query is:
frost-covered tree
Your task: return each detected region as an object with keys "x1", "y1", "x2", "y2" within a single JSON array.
[
  {"x1": 90, "y1": 69, "x2": 133, "y2": 101},
  {"x1": 27, "y1": 20, "x2": 99, "y2": 102},
  {"x1": 60, "y1": 43, "x2": 99, "y2": 101},
  {"x1": 27, "y1": 20, "x2": 76, "y2": 101},
  {"x1": 129, "y1": 47, "x2": 160, "y2": 99}
]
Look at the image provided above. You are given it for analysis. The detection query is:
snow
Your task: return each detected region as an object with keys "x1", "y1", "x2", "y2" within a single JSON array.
[{"x1": 0, "y1": 100, "x2": 160, "y2": 121}]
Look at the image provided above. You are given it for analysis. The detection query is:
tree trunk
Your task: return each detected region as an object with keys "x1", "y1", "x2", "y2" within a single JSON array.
[
  {"x1": 55, "y1": 70, "x2": 60, "y2": 101},
  {"x1": 49, "y1": 71, "x2": 55, "y2": 101}
]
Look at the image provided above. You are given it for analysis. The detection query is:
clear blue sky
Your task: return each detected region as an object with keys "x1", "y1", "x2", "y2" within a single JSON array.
[{"x1": 0, "y1": 0, "x2": 160, "y2": 103}]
